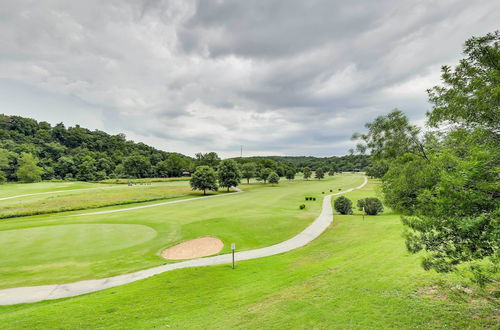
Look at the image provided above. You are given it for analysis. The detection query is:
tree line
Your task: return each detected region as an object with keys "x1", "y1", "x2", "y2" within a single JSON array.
[
  {"x1": 236, "y1": 154, "x2": 370, "y2": 173},
  {"x1": 190, "y1": 158, "x2": 334, "y2": 195},
  {"x1": 352, "y1": 31, "x2": 499, "y2": 286},
  {"x1": 0, "y1": 114, "x2": 355, "y2": 183},
  {"x1": 0, "y1": 115, "x2": 195, "y2": 183}
]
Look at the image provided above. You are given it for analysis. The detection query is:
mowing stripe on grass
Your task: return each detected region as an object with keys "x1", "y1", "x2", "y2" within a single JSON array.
[
  {"x1": 0, "y1": 186, "x2": 119, "y2": 201},
  {"x1": 73, "y1": 187, "x2": 244, "y2": 216}
]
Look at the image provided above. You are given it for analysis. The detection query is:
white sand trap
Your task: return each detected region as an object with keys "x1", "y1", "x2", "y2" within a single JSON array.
[{"x1": 161, "y1": 236, "x2": 224, "y2": 260}]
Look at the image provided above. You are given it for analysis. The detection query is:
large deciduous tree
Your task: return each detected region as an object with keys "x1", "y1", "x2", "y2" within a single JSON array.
[
  {"x1": 217, "y1": 159, "x2": 241, "y2": 191},
  {"x1": 267, "y1": 171, "x2": 280, "y2": 184},
  {"x1": 315, "y1": 168, "x2": 324, "y2": 180},
  {"x1": 190, "y1": 166, "x2": 218, "y2": 195},
  {"x1": 354, "y1": 31, "x2": 499, "y2": 286},
  {"x1": 404, "y1": 32, "x2": 499, "y2": 283},
  {"x1": 427, "y1": 31, "x2": 500, "y2": 134},
  {"x1": 303, "y1": 167, "x2": 311, "y2": 180},
  {"x1": 258, "y1": 168, "x2": 272, "y2": 183},
  {"x1": 241, "y1": 162, "x2": 256, "y2": 184}
]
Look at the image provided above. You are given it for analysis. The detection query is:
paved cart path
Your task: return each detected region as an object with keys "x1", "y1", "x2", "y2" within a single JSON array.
[{"x1": 0, "y1": 177, "x2": 367, "y2": 305}]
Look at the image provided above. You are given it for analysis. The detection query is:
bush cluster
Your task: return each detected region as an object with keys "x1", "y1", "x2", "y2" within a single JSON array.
[
  {"x1": 357, "y1": 198, "x2": 384, "y2": 215},
  {"x1": 334, "y1": 196, "x2": 353, "y2": 214}
]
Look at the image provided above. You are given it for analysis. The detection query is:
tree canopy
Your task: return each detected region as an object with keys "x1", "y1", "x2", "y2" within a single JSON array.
[
  {"x1": 0, "y1": 114, "x2": 195, "y2": 182},
  {"x1": 258, "y1": 168, "x2": 272, "y2": 183},
  {"x1": 15, "y1": 153, "x2": 43, "y2": 182},
  {"x1": 190, "y1": 166, "x2": 218, "y2": 195},
  {"x1": 217, "y1": 159, "x2": 241, "y2": 191},
  {"x1": 267, "y1": 171, "x2": 280, "y2": 184},
  {"x1": 353, "y1": 31, "x2": 499, "y2": 286},
  {"x1": 303, "y1": 167, "x2": 312, "y2": 180},
  {"x1": 315, "y1": 168, "x2": 324, "y2": 180}
]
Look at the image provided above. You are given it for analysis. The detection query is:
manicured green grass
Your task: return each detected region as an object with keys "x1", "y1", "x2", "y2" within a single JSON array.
[
  {"x1": 0, "y1": 174, "x2": 363, "y2": 289},
  {"x1": 0, "y1": 178, "x2": 495, "y2": 329},
  {"x1": 0, "y1": 181, "x2": 200, "y2": 218}
]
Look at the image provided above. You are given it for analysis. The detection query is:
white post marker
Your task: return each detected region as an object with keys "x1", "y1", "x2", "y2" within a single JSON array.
[{"x1": 231, "y1": 243, "x2": 236, "y2": 269}]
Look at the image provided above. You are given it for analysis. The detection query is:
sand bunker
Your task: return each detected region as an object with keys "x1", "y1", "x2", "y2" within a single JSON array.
[{"x1": 161, "y1": 236, "x2": 224, "y2": 260}]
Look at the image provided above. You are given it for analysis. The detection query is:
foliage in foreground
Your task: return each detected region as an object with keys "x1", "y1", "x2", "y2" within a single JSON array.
[{"x1": 352, "y1": 31, "x2": 499, "y2": 286}]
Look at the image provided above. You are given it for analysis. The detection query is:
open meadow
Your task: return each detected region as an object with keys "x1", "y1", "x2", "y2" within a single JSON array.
[{"x1": 0, "y1": 177, "x2": 496, "y2": 329}]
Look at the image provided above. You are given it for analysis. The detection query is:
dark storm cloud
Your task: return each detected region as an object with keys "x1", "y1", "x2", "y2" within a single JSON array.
[
  {"x1": 179, "y1": 0, "x2": 383, "y2": 58},
  {"x1": 0, "y1": 0, "x2": 499, "y2": 157}
]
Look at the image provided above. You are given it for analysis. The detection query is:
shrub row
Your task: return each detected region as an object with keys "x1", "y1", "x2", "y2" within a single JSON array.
[{"x1": 333, "y1": 196, "x2": 384, "y2": 216}]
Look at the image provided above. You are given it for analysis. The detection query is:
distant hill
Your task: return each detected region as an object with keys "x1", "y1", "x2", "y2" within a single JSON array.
[
  {"x1": 0, "y1": 114, "x2": 193, "y2": 182},
  {"x1": 231, "y1": 155, "x2": 370, "y2": 172}
]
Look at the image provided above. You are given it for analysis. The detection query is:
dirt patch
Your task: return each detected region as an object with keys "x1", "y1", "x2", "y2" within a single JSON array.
[
  {"x1": 161, "y1": 236, "x2": 224, "y2": 260},
  {"x1": 416, "y1": 285, "x2": 447, "y2": 300}
]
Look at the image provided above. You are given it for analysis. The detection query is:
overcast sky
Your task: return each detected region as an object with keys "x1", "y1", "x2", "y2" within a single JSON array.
[{"x1": 0, "y1": 0, "x2": 498, "y2": 158}]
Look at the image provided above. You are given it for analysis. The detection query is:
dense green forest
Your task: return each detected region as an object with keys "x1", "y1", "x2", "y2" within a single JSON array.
[
  {"x1": 0, "y1": 114, "x2": 370, "y2": 183},
  {"x1": 0, "y1": 115, "x2": 193, "y2": 182}
]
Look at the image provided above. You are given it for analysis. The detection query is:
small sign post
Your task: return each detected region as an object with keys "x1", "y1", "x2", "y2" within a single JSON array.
[{"x1": 231, "y1": 243, "x2": 235, "y2": 269}]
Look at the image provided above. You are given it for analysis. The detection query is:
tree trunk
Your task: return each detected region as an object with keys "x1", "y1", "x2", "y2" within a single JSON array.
[
  {"x1": 203, "y1": 189, "x2": 206, "y2": 195},
  {"x1": 227, "y1": 186, "x2": 230, "y2": 192},
  {"x1": 247, "y1": 178, "x2": 250, "y2": 184}
]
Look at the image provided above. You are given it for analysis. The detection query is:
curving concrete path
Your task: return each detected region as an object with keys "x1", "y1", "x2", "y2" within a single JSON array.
[{"x1": 0, "y1": 177, "x2": 367, "y2": 305}]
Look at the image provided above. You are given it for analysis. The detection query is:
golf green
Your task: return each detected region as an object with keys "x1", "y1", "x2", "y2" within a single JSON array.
[{"x1": 0, "y1": 224, "x2": 157, "y2": 264}]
